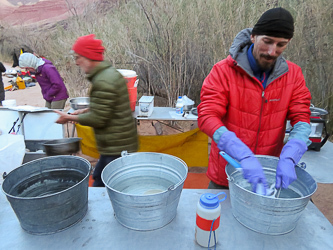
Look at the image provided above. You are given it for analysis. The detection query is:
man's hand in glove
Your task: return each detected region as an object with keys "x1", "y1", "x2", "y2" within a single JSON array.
[
  {"x1": 218, "y1": 131, "x2": 268, "y2": 192},
  {"x1": 276, "y1": 138, "x2": 307, "y2": 189}
]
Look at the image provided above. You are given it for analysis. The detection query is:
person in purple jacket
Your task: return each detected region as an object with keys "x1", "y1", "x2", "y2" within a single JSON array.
[{"x1": 19, "y1": 53, "x2": 69, "y2": 109}]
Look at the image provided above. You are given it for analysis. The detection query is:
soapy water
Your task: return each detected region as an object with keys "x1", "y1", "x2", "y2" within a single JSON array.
[
  {"x1": 113, "y1": 176, "x2": 175, "y2": 195},
  {"x1": 10, "y1": 170, "x2": 85, "y2": 198},
  {"x1": 274, "y1": 188, "x2": 301, "y2": 199},
  {"x1": 235, "y1": 179, "x2": 302, "y2": 198},
  {"x1": 143, "y1": 189, "x2": 165, "y2": 195}
]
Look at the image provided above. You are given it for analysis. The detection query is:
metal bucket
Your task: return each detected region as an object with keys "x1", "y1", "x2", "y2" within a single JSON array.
[
  {"x1": 226, "y1": 155, "x2": 317, "y2": 235},
  {"x1": 2, "y1": 155, "x2": 91, "y2": 235},
  {"x1": 101, "y1": 152, "x2": 188, "y2": 231}
]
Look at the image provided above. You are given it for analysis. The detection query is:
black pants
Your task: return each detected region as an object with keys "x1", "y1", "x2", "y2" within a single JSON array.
[
  {"x1": 208, "y1": 181, "x2": 229, "y2": 190},
  {"x1": 93, "y1": 155, "x2": 120, "y2": 187},
  {"x1": 0, "y1": 79, "x2": 4, "y2": 103}
]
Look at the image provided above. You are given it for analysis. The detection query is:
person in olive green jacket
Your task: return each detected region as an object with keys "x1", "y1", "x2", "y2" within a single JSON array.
[{"x1": 55, "y1": 34, "x2": 138, "y2": 187}]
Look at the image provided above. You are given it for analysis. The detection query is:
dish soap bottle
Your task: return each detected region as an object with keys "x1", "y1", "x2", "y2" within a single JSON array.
[
  {"x1": 195, "y1": 192, "x2": 227, "y2": 248},
  {"x1": 175, "y1": 96, "x2": 184, "y2": 115}
]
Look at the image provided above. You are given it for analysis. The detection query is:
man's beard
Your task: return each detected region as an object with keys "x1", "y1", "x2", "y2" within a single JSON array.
[{"x1": 256, "y1": 54, "x2": 277, "y2": 71}]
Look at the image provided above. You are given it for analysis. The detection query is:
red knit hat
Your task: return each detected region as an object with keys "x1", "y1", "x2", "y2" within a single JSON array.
[{"x1": 72, "y1": 34, "x2": 105, "y2": 61}]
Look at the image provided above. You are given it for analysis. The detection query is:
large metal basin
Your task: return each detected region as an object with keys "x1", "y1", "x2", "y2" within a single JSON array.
[
  {"x1": 226, "y1": 155, "x2": 317, "y2": 235},
  {"x1": 101, "y1": 152, "x2": 188, "y2": 231},
  {"x1": 2, "y1": 156, "x2": 91, "y2": 235}
]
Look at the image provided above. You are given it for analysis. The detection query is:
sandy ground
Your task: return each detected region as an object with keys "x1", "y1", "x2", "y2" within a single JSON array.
[
  {"x1": 1, "y1": 62, "x2": 332, "y2": 225},
  {"x1": 3, "y1": 72, "x2": 45, "y2": 107}
]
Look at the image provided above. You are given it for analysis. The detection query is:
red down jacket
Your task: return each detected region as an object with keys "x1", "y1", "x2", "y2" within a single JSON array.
[{"x1": 198, "y1": 29, "x2": 311, "y2": 186}]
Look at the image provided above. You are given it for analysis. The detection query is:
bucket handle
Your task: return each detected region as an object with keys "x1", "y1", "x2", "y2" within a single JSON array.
[
  {"x1": 214, "y1": 192, "x2": 227, "y2": 203},
  {"x1": 121, "y1": 150, "x2": 129, "y2": 157},
  {"x1": 227, "y1": 176, "x2": 234, "y2": 182},
  {"x1": 168, "y1": 184, "x2": 175, "y2": 191},
  {"x1": 297, "y1": 162, "x2": 306, "y2": 170}
]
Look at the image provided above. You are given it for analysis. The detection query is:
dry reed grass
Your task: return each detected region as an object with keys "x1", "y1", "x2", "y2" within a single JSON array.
[{"x1": 0, "y1": 0, "x2": 332, "y2": 132}]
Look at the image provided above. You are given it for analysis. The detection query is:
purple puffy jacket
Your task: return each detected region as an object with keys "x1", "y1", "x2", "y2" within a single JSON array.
[{"x1": 35, "y1": 59, "x2": 68, "y2": 102}]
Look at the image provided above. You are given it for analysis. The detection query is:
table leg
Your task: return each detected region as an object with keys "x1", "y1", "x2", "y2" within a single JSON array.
[{"x1": 71, "y1": 123, "x2": 76, "y2": 137}]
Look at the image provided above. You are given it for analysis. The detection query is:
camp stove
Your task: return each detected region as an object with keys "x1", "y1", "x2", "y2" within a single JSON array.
[{"x1": 308, "y1": 104, "x2": 330, "y2": 151}]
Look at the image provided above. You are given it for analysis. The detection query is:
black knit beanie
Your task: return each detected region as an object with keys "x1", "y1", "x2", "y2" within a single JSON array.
[{"x1": 252, "y1": 7, "x2": 294, "y2": 39}]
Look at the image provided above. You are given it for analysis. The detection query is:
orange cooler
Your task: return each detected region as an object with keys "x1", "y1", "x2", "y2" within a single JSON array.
[{"x1": 117, "y1": 69, "x2": 139, "y2": 111}]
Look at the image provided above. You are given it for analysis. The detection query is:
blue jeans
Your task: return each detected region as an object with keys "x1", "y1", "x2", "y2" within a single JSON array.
[{"x1": 93, "y1": 155, "x2": 120, "y2": 187}]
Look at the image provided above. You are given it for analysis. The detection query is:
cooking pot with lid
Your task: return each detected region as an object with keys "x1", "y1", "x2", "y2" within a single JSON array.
[{"x1": 310, "y1": 105, "x2": 328, "y2": 117}]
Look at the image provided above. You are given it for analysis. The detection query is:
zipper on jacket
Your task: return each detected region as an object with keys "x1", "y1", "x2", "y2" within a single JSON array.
[{"x1": 254, "y1": 91, "x2": 266, "y2": 153}]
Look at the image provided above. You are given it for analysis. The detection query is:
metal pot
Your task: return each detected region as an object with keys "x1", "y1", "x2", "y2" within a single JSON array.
[
  {"x1": 310, "y1": 104, "x2": 328, "y2": 117},
  {"x1": 43, "y1": 138, "x2": 82, "y2": 156},
  {"x1": 23, "y1": 140, "x2": 48, "y2": 163},
  {"x1": 69, "y1": 97, "x2": 90, "y2": 110},
  {"x1": 2, "y1": 155, "x2": 91, "y2": 235},
  {"x1": 101, "y1": 152, "x2": 188, "y2": 231},
  {"x1": 226, "y1": 155, "x2": 317, "y2": 235},
  {"x1": 183, "y1": 104, "x2": 193, "y2": 112}
]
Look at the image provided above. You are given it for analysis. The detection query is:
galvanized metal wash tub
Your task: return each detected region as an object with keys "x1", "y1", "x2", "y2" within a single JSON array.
[
  {"x1": 101, "y1": 152, "x2": 188, "y2": 231},
  {"x1": 226, "y1": 155, "x2": 317, "y2": 235},
  {"x1": 2, "y1": 155, "x2": 91, "y2": 235}
]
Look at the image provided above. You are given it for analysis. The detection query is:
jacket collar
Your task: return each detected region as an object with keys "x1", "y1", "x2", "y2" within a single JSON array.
[{"x1": 87, "y1": 61, "x2": 112, "y2": 82}]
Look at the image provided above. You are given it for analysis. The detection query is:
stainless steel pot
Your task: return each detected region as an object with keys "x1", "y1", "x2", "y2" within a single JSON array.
[
  {"x1": 226, "y1": 155, "x2": 317, "y2": 235},
  {"x1": 69, "y1": 97, "x2": 90, "y2": 110},
  {"x1": 43, "y1": 138, "x2": 82, "y2": 156},
  {"x1": 310, "y1": 104, "x2": 328, "y2": 117},
  {"x1": 2, "y1": 155, "x2": 91, "y2": 235},
  {"x1": 23, "y1": 140, "x2": 48, "y2": 163},
  {"x1": 101, "y1": 152, "x2": 188, "y2": 231},
  {"x1": 183, "y1": 104, "x2": 193, "y2": 112}
]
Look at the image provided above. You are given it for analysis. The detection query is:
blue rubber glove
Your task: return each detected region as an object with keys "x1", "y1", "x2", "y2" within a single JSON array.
[
  {"x1": 276, "y1": 138, "x2": 308, "y2": 189},
  {"x1": 218, "y1": 131, "x2": 268, "y2": 192}
]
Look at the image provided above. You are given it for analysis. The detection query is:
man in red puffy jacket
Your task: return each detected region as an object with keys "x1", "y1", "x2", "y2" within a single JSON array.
[{"x1": 198, "y1": 7, "x2": 311, "y2": 193}]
